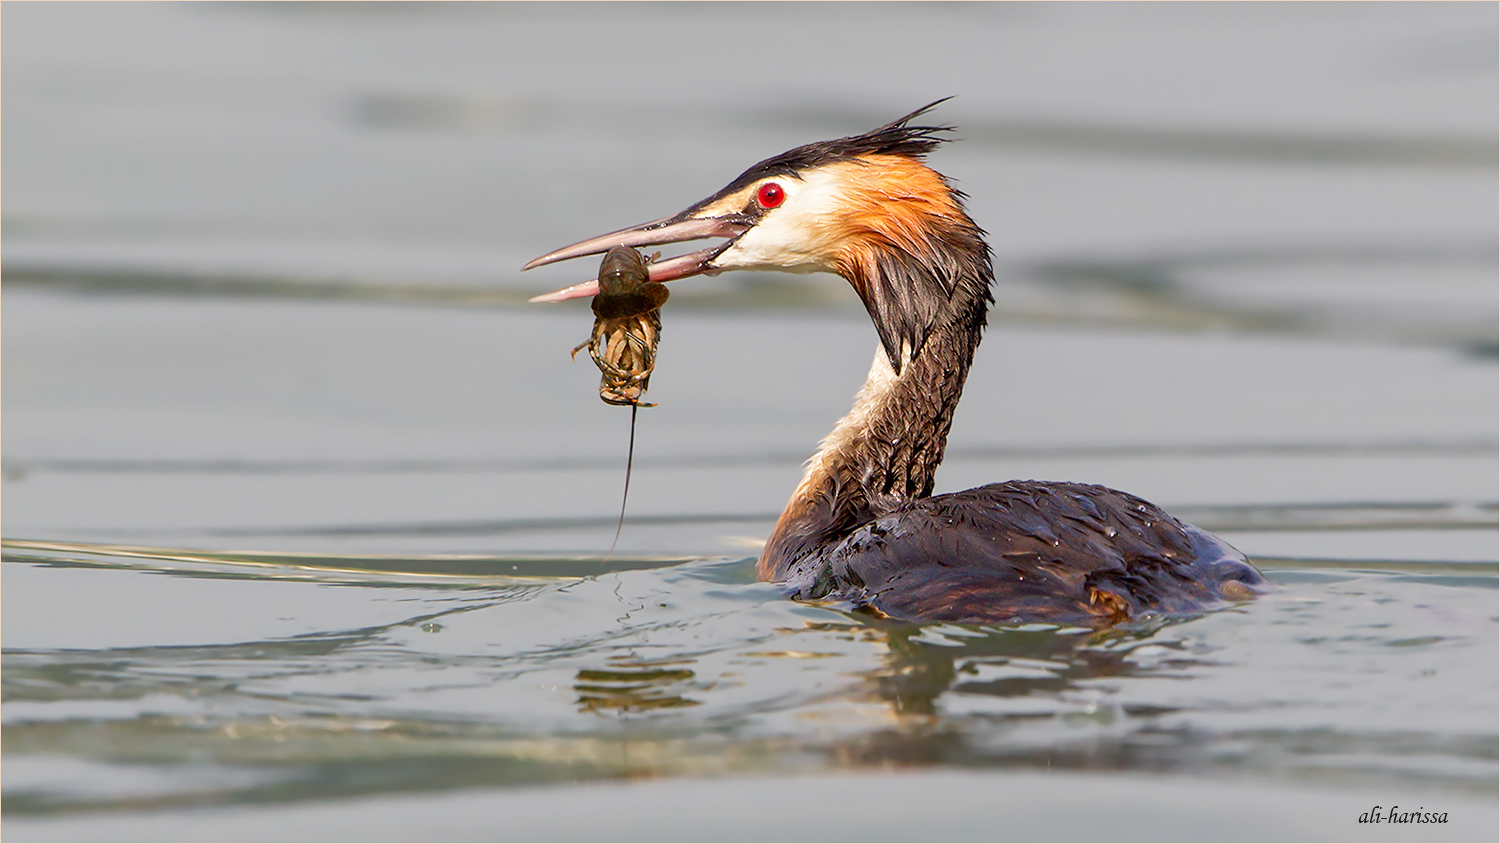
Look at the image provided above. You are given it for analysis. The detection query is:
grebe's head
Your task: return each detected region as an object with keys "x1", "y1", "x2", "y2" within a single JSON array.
[{"x1": 526, "y1": 100, "x2": 991, "y2": 372}]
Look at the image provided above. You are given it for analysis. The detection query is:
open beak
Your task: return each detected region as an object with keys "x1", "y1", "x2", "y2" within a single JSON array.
[{"x1": 523, "y1": 212, "x2": 751, "y2": 303}]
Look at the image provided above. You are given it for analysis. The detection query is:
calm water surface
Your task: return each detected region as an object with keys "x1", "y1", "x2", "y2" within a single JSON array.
[{"x1": 3, "y1": 4, "x2": 1497, "y2": 841}]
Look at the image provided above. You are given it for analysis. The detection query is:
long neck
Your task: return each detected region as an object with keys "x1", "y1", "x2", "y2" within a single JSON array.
[{"x1": 758, "y1": 244, "x2": 992, "y2": 580}]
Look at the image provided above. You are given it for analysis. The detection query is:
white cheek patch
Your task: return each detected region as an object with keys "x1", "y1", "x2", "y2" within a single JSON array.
[
  {"x1": 714, "y1": 170, "x2": 848, "y2": 273},
  {"x1": 719, "y1": 225, "x2": 828, "y2": 273}
]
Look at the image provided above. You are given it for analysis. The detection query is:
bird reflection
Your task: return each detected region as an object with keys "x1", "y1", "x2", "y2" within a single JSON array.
[
  {"x1": 870, "y1": 623, "x2": 1156, "y2": 716},
  {"x1": 811, "y1": 616, "x2": 1207, "y2": 768},
  {"x1": 786, "y1": 614, "x2": 1196, "y2": 719}
]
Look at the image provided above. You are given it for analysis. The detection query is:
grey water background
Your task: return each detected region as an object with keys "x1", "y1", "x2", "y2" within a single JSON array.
[{"x1": 2, "y1": 2, "x2": 1497, "y2": 841}]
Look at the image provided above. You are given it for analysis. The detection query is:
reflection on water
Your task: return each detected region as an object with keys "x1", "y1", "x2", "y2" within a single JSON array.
[
  {"x1": 874, "y1": 624, "x2": 1159, "y2": 718},
  {"x1": 576, "y1": 661, "x2": 703, "y2": 714},
  {"x1": 4, "y1": 543, "x2": 1493, "y2": 819}
]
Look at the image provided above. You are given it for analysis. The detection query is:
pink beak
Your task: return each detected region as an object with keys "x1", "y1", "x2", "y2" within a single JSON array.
[{"x1": 524, "y1": 214, "x2": 750, "y2": 302}]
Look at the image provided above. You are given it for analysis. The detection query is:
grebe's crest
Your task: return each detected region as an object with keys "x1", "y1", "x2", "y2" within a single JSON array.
[{"x1": 686, "y1": 99, "x2": 957, "y2": 211}]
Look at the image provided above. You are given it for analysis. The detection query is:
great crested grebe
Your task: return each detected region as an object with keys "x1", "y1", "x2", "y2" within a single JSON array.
[{"x1": 526, "y1": 102, "x2": 1266, "y2": 626}]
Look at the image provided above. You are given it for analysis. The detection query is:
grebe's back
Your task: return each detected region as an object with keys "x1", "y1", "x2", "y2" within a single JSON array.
[{"x1": 776, "y1": 480, "x2": 1263, "y2": 626}]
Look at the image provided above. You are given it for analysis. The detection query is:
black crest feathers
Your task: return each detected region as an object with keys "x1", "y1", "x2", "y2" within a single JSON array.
[{"x1": 690, "y1": 99, "x2": 958, "y2": 210}]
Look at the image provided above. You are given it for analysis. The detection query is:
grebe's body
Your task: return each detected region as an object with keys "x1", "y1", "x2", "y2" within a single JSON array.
[{"x1": 527, "y1": 102, "x2": 1265, "y2": 626}]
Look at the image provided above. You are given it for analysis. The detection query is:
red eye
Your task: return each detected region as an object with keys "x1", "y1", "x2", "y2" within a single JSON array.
[{"x1": 756, "y1": 182, "x2": 785, "y2": 209}]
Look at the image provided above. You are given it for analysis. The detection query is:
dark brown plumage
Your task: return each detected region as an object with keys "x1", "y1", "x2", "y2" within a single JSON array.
[
  {"x1": 778, "y1": 481, "x2": 1262, "y2": 627},
  {"x1": 528, "y1": 102, "x2": 1267, "y2": 627}
]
